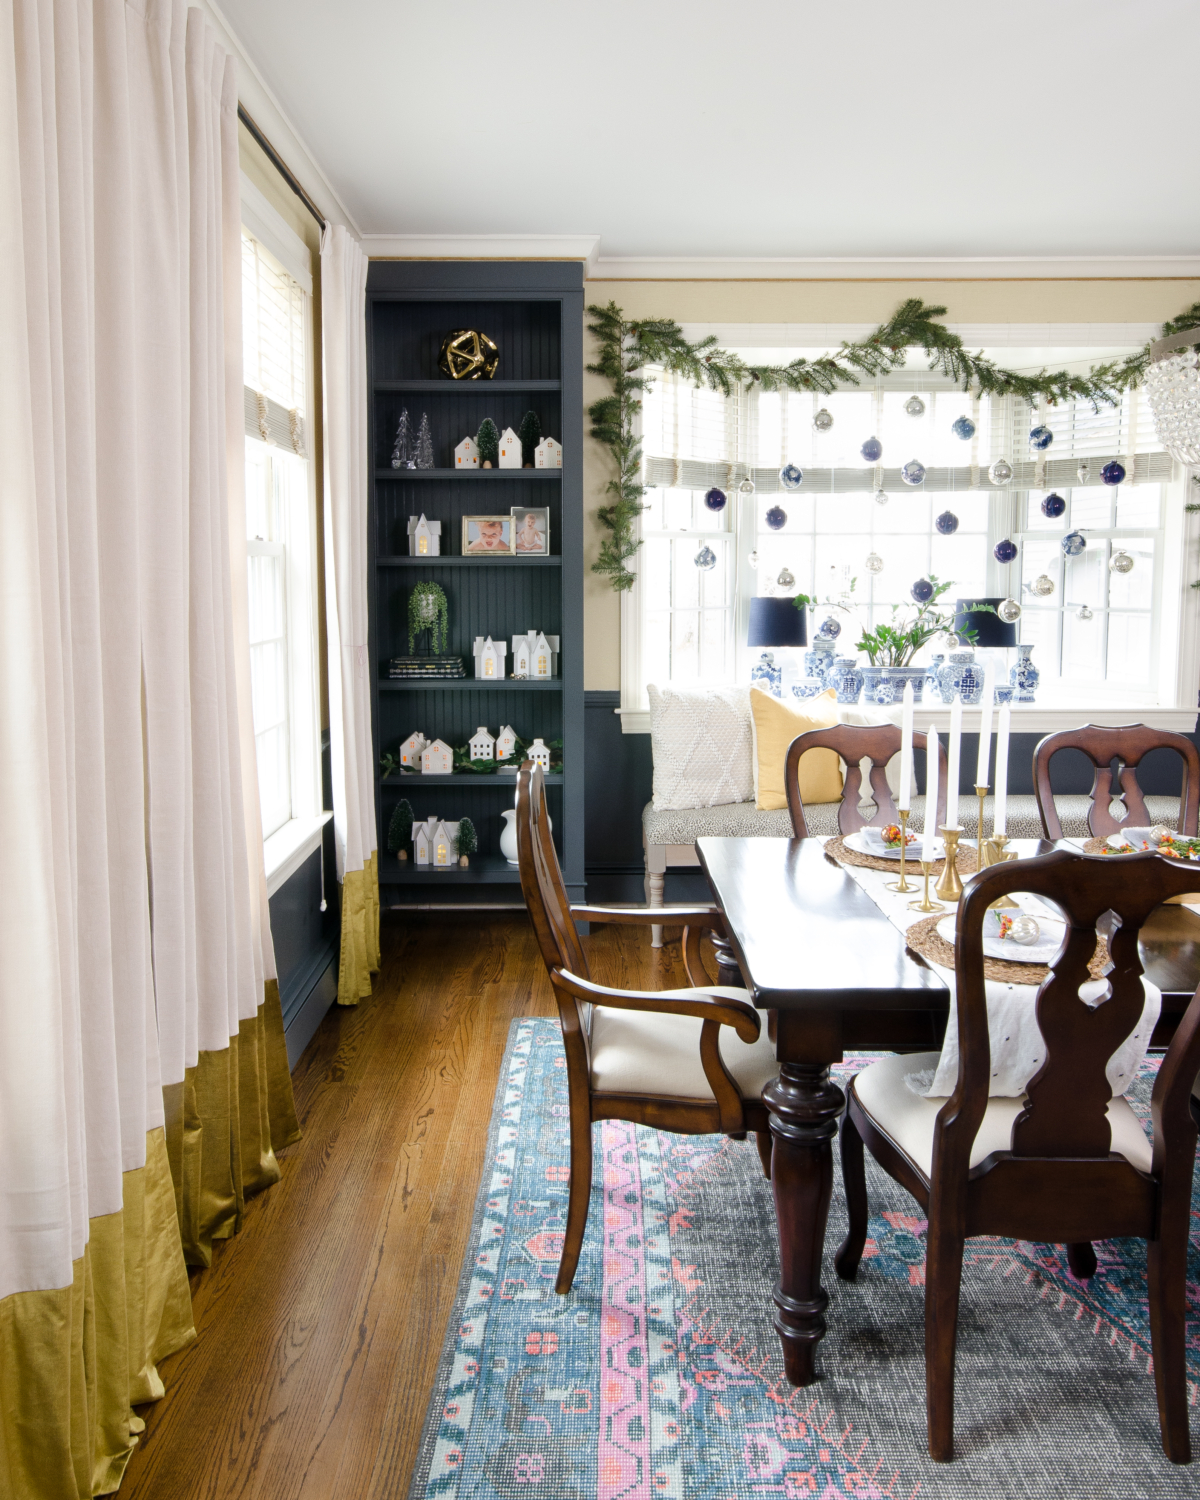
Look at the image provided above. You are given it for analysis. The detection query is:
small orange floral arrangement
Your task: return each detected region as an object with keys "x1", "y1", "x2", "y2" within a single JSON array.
[
  {"x1": 997, "y1": 913, "x2": 1015, "y2": 940},
  {"x1": 881, "y1": 823, "x2": 916, "y2": 848}
]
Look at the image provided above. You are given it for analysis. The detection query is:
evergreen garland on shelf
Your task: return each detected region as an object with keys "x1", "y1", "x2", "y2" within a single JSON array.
[{"x1": 587, "y1": 297, "x2": 1200, "y2": 592}]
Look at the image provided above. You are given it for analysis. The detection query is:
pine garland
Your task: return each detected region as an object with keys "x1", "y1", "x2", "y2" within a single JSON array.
[{"x1": 587, "y1": 297, "x2": 1200, "y2": 591}]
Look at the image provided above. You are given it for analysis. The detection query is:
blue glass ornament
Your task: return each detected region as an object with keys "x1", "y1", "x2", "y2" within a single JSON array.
[
  {"x1": 778, "y1": 464, "x2": 804, "y2": 491},
  {"x1": 1029, "y1": 424, "x2": 1054, "y2": 450},
  {"x1": 1062, "y1": 530, "x2": 1087, "y2": 557},
  {"x1": 817, "y1": 616, "x2": 841, "y2": 641},
  {"x1": 911, "y1": 578, "x2": 935, "y2": 604},
  {"x1": 1041, "y1": 492, "x2": 1066, "y2": 518},
  {"x1": 1101, "y1": 460, "x2": 1126, "y2": 486},
  {"x1": 935, "y1": 510, "x2": 959, "y2": 535},
  {"x1": 860, "y1": 436, "x2": 883, "y2": 463},
  {"x1": 993, "y1": 538, "x2": 1019, "y2": 564},
  {"x1": 951, "y1": 415, "x2": 976, "y2": 441},
  {"x1": 704, "y1": 486, "x2": 727, "y2": 512},
  {"x1": 901, "y1": 459, "x2": 926, "y2": 486},
  {"x1": 694, "y1": 544, "x2": 717, "y2": 571},
  {"x1": 765, "y1": 505, "x2": 787, "y2": 531}
]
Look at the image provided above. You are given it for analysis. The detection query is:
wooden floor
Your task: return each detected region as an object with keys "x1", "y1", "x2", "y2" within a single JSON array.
[{"x1": 120, "y1": 910, "x2": 690, "y2": 1500}]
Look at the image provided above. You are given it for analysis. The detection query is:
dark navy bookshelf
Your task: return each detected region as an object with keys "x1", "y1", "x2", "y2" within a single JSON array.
[{"x1": 366, "y1": 261, "x2": 585, "y2": 904}]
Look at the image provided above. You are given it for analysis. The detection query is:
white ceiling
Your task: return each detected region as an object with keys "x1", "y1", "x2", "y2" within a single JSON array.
[{"x1": 222, "y1": 0, "x2": 1200, "y2": 260}]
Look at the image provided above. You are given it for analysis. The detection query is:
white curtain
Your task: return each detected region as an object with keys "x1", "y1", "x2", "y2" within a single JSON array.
[
  {"x1": 1, "y1": 2, "x2": 283, "y2": 1490},
  {"x1": 321, "y1": 224, "x2": 379, "y2": 1002}
]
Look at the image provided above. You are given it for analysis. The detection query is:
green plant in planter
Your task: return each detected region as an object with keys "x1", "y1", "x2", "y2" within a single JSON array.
[
  {"x1": 408, "y1": 581, "x2": 449, "y2": 654},
  {"x1": 855, "y1": 576, "x2": 988, "y2": 667},
  {"x1": 387, "y1": 798, "x2": 414, "y2": 858},
  {"x1": 476, "y1": 417, "x2": 500, "y2": 468}
]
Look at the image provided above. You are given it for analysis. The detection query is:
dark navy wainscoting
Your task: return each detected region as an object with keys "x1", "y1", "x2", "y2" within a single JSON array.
[{"x1": 271, "y1": 821, "x2": 340, "y2": 1068}]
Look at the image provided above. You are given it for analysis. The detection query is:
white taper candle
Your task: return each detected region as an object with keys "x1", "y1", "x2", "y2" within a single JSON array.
[
  {"x1": 975, "y1": 669, "x2": 994, "y2": 787},
  {"x1": 994, "y1": 701, "x2": 1011, "y2": 836},
  {"x1": 924, "y1": 727, "x2": 940, "y2": 861},
  {"x1": 946, "y1": 695, "x2": 962, "y2": 830},
  {"x1": 898, "y1": 681, "x2": 914, "y2": 811}
]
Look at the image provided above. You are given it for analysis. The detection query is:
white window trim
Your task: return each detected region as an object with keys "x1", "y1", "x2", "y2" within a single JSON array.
[{"x1": 265, "y1": 811, "x2": 333, "y2": 898}]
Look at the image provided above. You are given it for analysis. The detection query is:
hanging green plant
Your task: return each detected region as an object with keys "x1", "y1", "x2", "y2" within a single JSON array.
[
  {"x1": 586, "y1": 298, "x2": 1200, "y2": 592},
  {"x1": 408, "y1": 581, "x2": 449, "y2": 654}
]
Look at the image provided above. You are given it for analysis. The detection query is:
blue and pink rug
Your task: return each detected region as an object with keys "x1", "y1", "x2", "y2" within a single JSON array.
[{"x1": 407, "y1": 1019, "x2": 1200, "y2": 1499}]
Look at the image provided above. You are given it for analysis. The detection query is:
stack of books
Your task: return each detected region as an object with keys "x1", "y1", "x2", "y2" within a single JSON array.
[{"x1": 388, "y1": 656, "x2": 466, "y2": 680}]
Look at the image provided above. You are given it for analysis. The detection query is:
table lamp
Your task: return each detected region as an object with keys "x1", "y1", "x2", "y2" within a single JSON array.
[{"x1": 748, "y1": 597, "x2": 807, "y2": 697}]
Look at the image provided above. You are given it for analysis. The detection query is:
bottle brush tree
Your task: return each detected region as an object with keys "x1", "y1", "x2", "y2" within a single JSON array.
[
  {"x1": 476, "y1": 417, "x2": 499, "y2": 468},
  {"x1": 517, "y1": 409, "x2": 542, "y2": 468},
  {"x1": 388, "y1": 797, "x2": 414, "y2": 858},
  {"x1": 455, "y1": 816, "x2": 477, "y2": 866}
]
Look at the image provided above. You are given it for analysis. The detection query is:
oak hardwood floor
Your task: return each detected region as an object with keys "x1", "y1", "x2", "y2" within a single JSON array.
[{"x1": 120, "y1": 910, "x2": 691, "y2": 1500}]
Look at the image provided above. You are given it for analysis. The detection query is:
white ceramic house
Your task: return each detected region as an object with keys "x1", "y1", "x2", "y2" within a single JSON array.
[
  {"x1": 511, "y1": 631, "x2": 559, "y2": 679},
  {"x1": 534, "y1": 436, "x2": 562, "y2": 469},
  {"x1": 420, "y1": 738, "x2": 454, "y2": 774},
  {"x1": 526, "y1": 738, "x2": 552, "y2": 772},
  {"x1": 413, "y1": 819, "x2": 433, "y2": 865},
  {"x1": 407, "y1": 514, "x2": 441, "y2": 556},
  {"x1": 412, "y1": 814, "x2": 460, "y2": 866},
  {"x1": 399, "y1": 730, "x2": 428, "y2": 768},
  {"x1": 454, "y1": 435, "x2": 479, "y2": 469},
  {"x1": 497, "y1": 427, "x2": 522, "y2": 468},
  {"x1": 469, "y1": 726, "x2": 495, "y2": 761},
  {"x1": 473, "y1": 635, "x2": 507, "y2": 680},
  {"x1": 511, "y1": 636, "x2": 531, "y2": 678},
  {"x1": 495, "y1": 724, "x2": 518, "y2": 762}
]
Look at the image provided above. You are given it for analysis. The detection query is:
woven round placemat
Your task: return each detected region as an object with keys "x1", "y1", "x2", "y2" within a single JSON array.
[
  {"x1": 905, "y1": 913, "x2": 1110, "y2": 985},
  {"x1": 825, "y1": 833, "x2": 979, "y2": 876},
  {"x1": 1083, "y1": 837, "x2": 1107, "y2": 855}
]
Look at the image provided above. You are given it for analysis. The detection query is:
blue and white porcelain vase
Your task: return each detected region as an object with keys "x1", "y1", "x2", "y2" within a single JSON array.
[
  {"x1": 804, "y1": 638, "x2": 836, "y2": 686},
  {"x1": 1011, "y1": 642, "x2": 1039, "y2": 703},
  {"x1": 935, "y1": 654, "x2": 962, "y2": 704},
  {"x1": 955, "y1": 651, "x2": 986, "y2": 705},
  {"x1": 830, "y1": 657, "x2": 863, "y2": 704},
  {"x1": 750, "y1": 652, "x2": 782, "y2": 696},
  {"x1": 875, "y1": 668, "x2": 897, "y2": 705},
  {"x1": 926, "y1": 654, "x2": 945, "y2": 699}
]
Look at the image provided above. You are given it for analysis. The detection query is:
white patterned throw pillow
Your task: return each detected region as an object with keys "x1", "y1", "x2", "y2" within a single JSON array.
[{"x1": 648, "y1": 684, "x2": 755, "y2": 811}]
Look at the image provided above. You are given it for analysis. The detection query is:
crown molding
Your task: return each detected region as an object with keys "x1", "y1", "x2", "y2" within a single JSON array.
[
  {"x1": 198, "y1": 0, "x2": 360, "y2": 235},
  {"x1": 363, "y1": 234, "x2": 601, "y2": 266},
  {"x1": 587, "y1": 255, "x2": 1200, "y2": 282}
]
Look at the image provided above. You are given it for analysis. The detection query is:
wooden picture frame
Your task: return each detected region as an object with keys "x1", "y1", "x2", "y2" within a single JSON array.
[
  {"x1": 461, "y1": 515, "x2": 514, "y2": 555},
  {"x1": 510, "y1": 506, "x2": 550, "y2": 556}
]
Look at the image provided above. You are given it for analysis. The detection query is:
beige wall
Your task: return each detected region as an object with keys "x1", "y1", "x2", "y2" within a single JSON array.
[{"x1": 581, "y1": 276, "x2": 1200, "y2": 689}]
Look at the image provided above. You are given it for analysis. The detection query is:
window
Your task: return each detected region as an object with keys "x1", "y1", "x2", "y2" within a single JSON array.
[
  {"x1": 622, "y1": 337, "x2": 1190, "y2": 726},
  {"x1": 240, "y1": 213, "x2": 320, "y2": 849}
]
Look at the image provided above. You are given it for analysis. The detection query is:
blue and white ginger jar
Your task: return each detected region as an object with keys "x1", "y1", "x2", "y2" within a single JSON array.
[
  {"x1": 1010, "y1": 642, "x2": 1039, "y2": 703},
  {"x1": 954, "y1": 650, "x2": 985, "y2": 705},
  {"x1": 830, "y1": 657, "x2": 864, "y2": 704},
  {"x1": 804, "y1": 638, "x2": 836, "y2": 685}
]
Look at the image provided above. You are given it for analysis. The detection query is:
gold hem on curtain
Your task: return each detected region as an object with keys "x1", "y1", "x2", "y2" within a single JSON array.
[
  {"x1": 0, "y1": 1129, "x2": 194, "y2": 1499},
  {"x1": 336, "y1": 849, "x2": 380, "y2": 1005}
]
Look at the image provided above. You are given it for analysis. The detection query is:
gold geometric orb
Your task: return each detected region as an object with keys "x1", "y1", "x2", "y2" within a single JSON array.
[{"x1": 438, "y1": 329, "x2": 499, "y2": 380}]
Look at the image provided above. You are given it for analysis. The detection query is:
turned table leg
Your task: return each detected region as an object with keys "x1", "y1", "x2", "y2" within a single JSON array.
[
  {"x1": 762, "y1": 1056, "x2": 845, "y2": 1385},
  {"x1": 710, "y1": 933, "x2": 745, "y2": 988}
]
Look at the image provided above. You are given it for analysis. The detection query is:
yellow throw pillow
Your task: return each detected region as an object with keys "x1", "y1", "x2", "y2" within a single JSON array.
[{"x1": 749, "y1": 686, "x2": 843, "y2": 812}]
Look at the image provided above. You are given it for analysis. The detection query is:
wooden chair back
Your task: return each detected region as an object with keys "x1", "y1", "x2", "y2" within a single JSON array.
[
  {"x1": 1032, "y1": 724, "x2": 1200, "y2": 840},
  {"x1": 516, "y1": 763, "x2": 589, "y2": 982},
  {"x1": 785, "y1": 723, "x2": 948, "y2": 838}
]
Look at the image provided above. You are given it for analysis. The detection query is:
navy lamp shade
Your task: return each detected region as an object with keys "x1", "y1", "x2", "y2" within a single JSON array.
[
  {"x1": 748, "y1": 597, "x2": 808, "y2": 649},
  {"x1": 954, "y1": 597, "x2": 1018, "y2": 648}
]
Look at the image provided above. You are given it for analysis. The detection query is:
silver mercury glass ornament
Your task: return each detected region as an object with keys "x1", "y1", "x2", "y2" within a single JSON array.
[
  {"x1": 739, "y1": 471, "x2": 756, "y2": 494},
  {"x1": 694, "y1": 543, "x2": 717, "y2": 571},
  {"x1": 748, "y1": 549, "x2": 759, "y2": 570},
  {"x1": 812, "y1": 407, "x2": 834, "y2": 432},
  {"x1": 988, "y1": 458, "x2": 1014, "y2": 486},
  {"x1": 1030, "y1": 573, "x2": 1055, "y2": 598},
  {"x1": 865, "y1": 551, "x2": 884, "y2": 573},
  {"x1": 904, "y1": 394, "x2": 926, "y2": 417},
  {"x1": 1110, "y1": 549, "x2": 1135, "y2": 575},
  {"x1": 1077, "y1": 459, "x2": 1091, "y2": 483},
  {"x1": 776, "y1": 566, "x2": 796, "y2": 591},
  {"x1": 1076, "y1": 603, "x2": 1094, "y2": 621},
  {"x1": 997, "y1": 597, "x2": 1022, "y2": 623},
  {"x1": 873, "y1": 486, "x2": 889, "y2": 506}
]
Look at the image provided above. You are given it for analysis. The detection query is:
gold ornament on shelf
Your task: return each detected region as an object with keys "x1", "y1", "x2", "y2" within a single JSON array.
[{"x1": 438, "y1": 329, "x2": 500, "y2": 381}]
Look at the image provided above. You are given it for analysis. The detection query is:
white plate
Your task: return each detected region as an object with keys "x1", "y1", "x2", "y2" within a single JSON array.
[
  {"x1": 1106, "y1": 827, "x2": 1181, "y2": 851},
  {"x1": 935, "y1": 911, "x2": 1066, "y2": 965},
  {"x1": 845, "y1": 829, "x2": 943, "y2": 862}
]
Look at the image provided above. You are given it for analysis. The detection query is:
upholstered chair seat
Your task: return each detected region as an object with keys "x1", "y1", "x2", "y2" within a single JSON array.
[{"x1": 590, "y1": 991, "x2": 778, "y2": 1100}]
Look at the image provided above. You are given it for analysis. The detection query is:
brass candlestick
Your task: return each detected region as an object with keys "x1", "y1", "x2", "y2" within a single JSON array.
[
  {"x1": 909, "y1": 860, "x2": 945, "y2": 914},
  {"x1": 975, "y1": 784, "x2": 989, "y2": 858},
  {"x1": 934, "y1": 827, "x2": 965, "y2": 902},
  {"x1": 984, "y1": 833, "x2": 1020, "y2": 909},
  {"x1": 885, "y1": 808, "x2": 915, "y2": 893}
]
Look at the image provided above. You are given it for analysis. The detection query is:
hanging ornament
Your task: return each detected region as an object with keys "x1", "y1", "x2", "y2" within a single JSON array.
[
  {"x1": 951, "y1": 415, "x2": 976, "y2": 441},
  {"x1": 748, "y1": 549, "x2": 759, "y2": 570},
  {"x1": 911, "y1": 578, "x2": 935, "y2": 603},
  {"x1": 694, "y1": 544, "x2": 717, "y2": 571},
  {"x1": 997, "y1": 597, "x2": 1023, "y2": 623},
  {"x1": 904, "y1": 395, "x2": 926, "y2": 417},
  {"x1": 704, "y1": 486, "x2": 727, "y2": 512},
  {"x1": 779, "y1": 463, "x2": 804, "y2": 491},
  {"x1": 1029, "y1": 424, "x2": 1054, "y2": 450},
  {"x1": 1062, "y1": 530, "x2": 1087, "y2": 557},
  {"x1": 901, "y1": 459, "x2": 926, "y2": 486},
  {"x1": 765, "y1": 505, "x2": 788, "y2": 531},
  {"x1": 812, "y1": 407, "x2": 834, "y2": 432},
  {"x1": 739, "y1": 472, "x2": 756, "y2": 494},
  {"x1": 935, "y1": 510, "x2": 960, "y2": 535},
  {"x1": 1076, "y1": 603, "x2": 1094, "y2": 621},
  {"x1": 776, "y1": 566, "x2": 796, "y2": 591},
  {"x1": 1110, "y1": 549, "x2": 1135, "y2": 575},
  {"x1": 1077, "y1": 459, "x2": 1091, "y2": 484},
  {"x1": 994, "y1": 538, "x2": 1019, "y2": 563},
  {"x1": 1041, "y1": 492, "x2": 1066, "y2": 518},
  {"x1": 1101, "y1": 460, "x2": 1126, "y2": 486},
  {"x1": 1030, "y1": 574, "x2": 1055, "y2": 597},
  {"x1": 872, "y1": 486, "x2": 889, "y2": 506},
  {"x1": 865, "y1": 550, "x2": 884, "y2": 573},
  {"x1": 817, "y1": 615, "x2": 842, "y2": 640},
  {"x1": 988, "y1": 458, "x2": 1014, "y2": 486},
  {"x1": 860, "y1": 436, "x2": 883, "y2": 463}
]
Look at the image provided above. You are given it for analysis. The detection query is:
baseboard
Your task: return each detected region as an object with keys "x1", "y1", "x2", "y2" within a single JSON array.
[{"x1": 282, "y1": 943, "x2": 338, "y2": 1069}]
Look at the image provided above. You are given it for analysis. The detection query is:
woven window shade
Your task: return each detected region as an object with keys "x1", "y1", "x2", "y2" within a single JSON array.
[{"x1": 242, "y1": 231, "x2": 307, "y2": 453}]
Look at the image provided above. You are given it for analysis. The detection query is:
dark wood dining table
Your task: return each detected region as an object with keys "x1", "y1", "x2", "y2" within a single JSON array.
[{"x1": 696, "y1": 834, "x2": 1200, "y2": 1388}]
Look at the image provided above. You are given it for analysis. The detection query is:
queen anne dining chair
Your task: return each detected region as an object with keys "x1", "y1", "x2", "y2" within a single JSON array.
[
  {"x1": 785, "y1": 722, "x2": 949, "y2": 838},
  {"x1": 834, "y1": 847, "x2": 1200, "y2": 1463},
  {"x1": 1033, "y1": 723, "x2": 1200, "y2": 840},
  {"x1": 515, "y1": 763, "x2": 778, "y2": 1293}
]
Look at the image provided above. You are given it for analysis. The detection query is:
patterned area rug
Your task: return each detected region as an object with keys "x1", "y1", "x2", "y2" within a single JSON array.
[{"x1": 408, "y1": 1020, "x2": 1200, "y2": 1499}]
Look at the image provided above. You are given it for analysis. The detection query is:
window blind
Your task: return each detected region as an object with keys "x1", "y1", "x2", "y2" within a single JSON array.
[{"x1": 242, "y1": 231, "x2": 307, "y2": 452}]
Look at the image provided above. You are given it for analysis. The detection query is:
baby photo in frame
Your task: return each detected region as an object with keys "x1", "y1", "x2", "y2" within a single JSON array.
[
  {"x1": 510, "y1": 506, "x2": 550, "y2": 556},
  {"x1": 462, "y1": 515, "x2": 514, "y2": 554}
]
